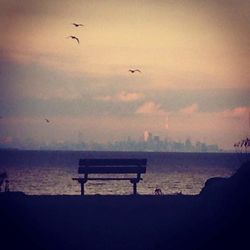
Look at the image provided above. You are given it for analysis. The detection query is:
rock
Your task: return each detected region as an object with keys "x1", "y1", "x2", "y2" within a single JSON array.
[{"x1": 200, "y1": 161, "x2": 250, "y2": 202}]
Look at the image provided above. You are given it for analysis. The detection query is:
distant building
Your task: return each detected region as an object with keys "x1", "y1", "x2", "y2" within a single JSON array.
[
  {"x1": 144, "y1": 131, "x2": 152, "y2": 142},
  {"x1": 153, "y1": 136, "x2": 160, "y2": 143}
]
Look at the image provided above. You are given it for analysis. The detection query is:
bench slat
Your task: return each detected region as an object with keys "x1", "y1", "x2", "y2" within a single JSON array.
[
  {"x1": 78, "y1": 166, "x2": 146, "y2": 174},
  {"x1": 73, "y1": 177, "x2": 143, "y2": 181},
  {"x1": 79, "y1": 158, "x2": 147, "y2": 166}
]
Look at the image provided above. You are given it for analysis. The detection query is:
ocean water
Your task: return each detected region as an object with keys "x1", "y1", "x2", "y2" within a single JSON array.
[{"x1": 0, "y1": 150, "x2": 241, "y2": 195}]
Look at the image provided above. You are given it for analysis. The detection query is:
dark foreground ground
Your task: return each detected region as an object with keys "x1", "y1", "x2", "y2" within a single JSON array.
[{"x1": 1, "y1": 161, "x2": 250, "y2": 250}]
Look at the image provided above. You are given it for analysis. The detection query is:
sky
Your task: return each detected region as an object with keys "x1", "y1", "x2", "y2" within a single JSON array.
[{"x1": 0, "y1": 0, "x2": 249, "y2": 150}]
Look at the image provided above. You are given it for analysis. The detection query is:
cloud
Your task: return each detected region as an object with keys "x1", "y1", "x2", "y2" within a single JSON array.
[
  {"x1": 179, "y1": 103, "x2": 199, "y2": 115},
  {"x1": 220, "y1": 106, "x2": 249, "y2": 119},
  {"x1": 136, "y1": 101, "x2": 166, "y2": 115},
  {"x1": 117, "y1": 91, "x2": 144, "y2": 102},
  {"x1": 96, "y1": 91, "x2": 144, "y2": 102}
]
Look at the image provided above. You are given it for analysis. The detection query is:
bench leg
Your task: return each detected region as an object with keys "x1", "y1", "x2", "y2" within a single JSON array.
[
  {"x1": 133, "y1": 182, "x2": 137, "y2": 195},
  {"x1": 80, "y1": 182, "x2": 85, "y2": 196}
]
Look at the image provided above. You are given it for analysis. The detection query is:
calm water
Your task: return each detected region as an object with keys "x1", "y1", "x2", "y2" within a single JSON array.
[{"x1": 0, "y1": 150, "x2": 241, "y2": 195}]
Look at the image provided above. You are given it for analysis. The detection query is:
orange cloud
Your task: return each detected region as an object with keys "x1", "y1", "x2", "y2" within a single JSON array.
[
  {"x1": 117, "y1": 91, "x2": 144, "y2": 102},
  {"x1": 96, "y1": 92, "x2": 144, "y2": 102},
  {"x1": 136, "y1": 101, "x2": 166, "y2": 115},
  {"x1": 179, "y1": 103, "x2": 199, "y2": 115},
  {"x1": 220, "y1": 106, "x2": 250, "y2": 119}
]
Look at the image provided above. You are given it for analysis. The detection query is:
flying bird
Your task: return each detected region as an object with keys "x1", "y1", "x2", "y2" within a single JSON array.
[
  {"x1": 66, "y1": 36, "x2": 80, "y2": 44},
  {"x1": 129, "y1": 69, "x2": 141, "y2": 73},
  {"x1": 72, "y1": 23, "x2": 84, "y2": 27},
  {"x1": 45, "y1": 119, "x2": 50, "y2": 123}
]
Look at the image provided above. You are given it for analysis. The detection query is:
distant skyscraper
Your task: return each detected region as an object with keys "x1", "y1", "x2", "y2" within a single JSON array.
[
  {"x1": 153, "y1": 136, "x2": 160, "y2": 143},
  {"x1": 144, "y1": 131, "x2": 152, "y2": 142},
  {"x1": 165, "y1": 116, "x2": 169, "y2": 130},
  {"x1": 78, "y1": 131, "x2": 84, "y2": 143}
]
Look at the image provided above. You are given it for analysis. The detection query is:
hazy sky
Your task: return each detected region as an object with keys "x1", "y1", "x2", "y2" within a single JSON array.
[{"x1": 0, "y1": 0, "x2": 249, "y2": 149}]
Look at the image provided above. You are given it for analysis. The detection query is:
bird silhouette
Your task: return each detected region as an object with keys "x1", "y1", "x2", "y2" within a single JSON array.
[
  {"x1": 72, "y1": 23, "x2": 84, "y2": 27},
  {"x1": 66, "y1": 36, "x2": 80, "y2": 44},
  {"x1": 45, "y1": 119, "x2": 50, "y2": 123},
  {"x1": 129, "y1": 69, "x2": 141, "y2": 73}
]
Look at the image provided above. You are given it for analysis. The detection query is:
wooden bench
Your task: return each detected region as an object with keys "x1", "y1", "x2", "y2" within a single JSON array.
[{"x1": 72, "y1": 158, "x2": 147, "y2": 195}]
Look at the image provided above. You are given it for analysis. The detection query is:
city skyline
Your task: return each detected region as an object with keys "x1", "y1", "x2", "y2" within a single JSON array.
[
  {"x1": 0, "y1": 0, "x2": 249, "y2": 150},
  {"x1": 0, "y1": 129, "x2": 221, "y2": 152}
]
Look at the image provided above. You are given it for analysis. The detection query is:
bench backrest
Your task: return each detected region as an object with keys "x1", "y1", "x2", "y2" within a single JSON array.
[{"x1": 78, "y1": 158, "x2": 147, "y2": 174}]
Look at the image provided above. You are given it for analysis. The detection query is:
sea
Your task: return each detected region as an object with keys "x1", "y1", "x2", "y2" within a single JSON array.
[{"x1": 0, "y1": 150, "x2": 244, "y2": 195}]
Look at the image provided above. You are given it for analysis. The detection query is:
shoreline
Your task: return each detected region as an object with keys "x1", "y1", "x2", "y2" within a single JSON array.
[{"x1": 1, "y1": 161, "x2": 250, "y2": 250}]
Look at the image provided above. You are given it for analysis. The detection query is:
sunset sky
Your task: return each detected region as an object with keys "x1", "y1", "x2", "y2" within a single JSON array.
[{"x1": 0, "y1": 0, "x2": 249, "y2": 149}]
